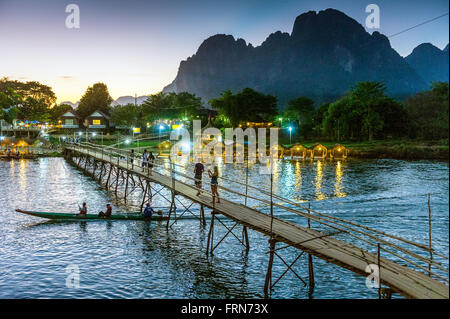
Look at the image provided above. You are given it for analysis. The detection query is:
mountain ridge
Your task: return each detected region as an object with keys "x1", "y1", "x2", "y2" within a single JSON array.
[{"x1": 163, "y1": 8, "x2": 448, "y2": 107}]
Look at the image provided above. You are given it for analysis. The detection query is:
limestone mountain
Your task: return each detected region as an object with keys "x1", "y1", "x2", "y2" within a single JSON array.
[
  {"x1": 163, "y1": 8, "x2": 438, "y2": 107},
  {"x1": 405, "y1": 43, "x2": 449, "y2": 86}
]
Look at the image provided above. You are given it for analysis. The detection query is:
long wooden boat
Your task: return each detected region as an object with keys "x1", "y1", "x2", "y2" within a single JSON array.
[{"x1": 15, "y1": 209, "x2": 169, "y2": 221}]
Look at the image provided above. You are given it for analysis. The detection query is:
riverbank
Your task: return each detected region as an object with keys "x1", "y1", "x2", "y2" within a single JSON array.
[{"x1": 291, "y1": 139, "x2": 449, "y2": 161}]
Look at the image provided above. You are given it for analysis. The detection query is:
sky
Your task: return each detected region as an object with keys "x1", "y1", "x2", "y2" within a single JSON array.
[{"x1": 0, "y1": 0, "x2": 448, "y2": 103}]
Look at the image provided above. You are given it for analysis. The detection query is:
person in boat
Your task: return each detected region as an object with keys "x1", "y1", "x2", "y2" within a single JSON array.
[
  {"x1": 143, "y1": 203, "x2": 154, "y2": 219},
  {"x1": 194, "y1": 161, "x2": 204, "y2": 196},
  {"x1": 208, "y1": 166, "x2": 220, "y2": 203},
  {"x1": 98, "y1": 204, "x2": 112, "y2": 218},
  {"x1": 77, "y1": 202, "x2": 87, "y2": 216},
  {"x1": 148, "y1": 151, "x2": 155, "y2": 175}
]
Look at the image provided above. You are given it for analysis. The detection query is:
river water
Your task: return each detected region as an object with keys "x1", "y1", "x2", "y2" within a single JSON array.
[{"x1": 0, "y1": 157, "x2": 448, "y2": 298}]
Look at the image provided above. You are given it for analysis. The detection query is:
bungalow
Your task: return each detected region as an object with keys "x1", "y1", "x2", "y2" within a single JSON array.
[
  {"x1": 84, "y1": 110, "x2": 111, "y2": 129},
  {"x1": 59, "y1": 111, "x2": 81, "y2": 128}
]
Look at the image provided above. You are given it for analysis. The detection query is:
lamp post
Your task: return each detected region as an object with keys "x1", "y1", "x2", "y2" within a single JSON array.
[
  {"x1": 278, "y1": 117, "x2": 283, "y2": 128},
  {"x1": 159, "y1": 124, "x2": 164, "y2": 142},
  {"x1": 288, "y1": 126, "x2": 292, "y2": 144}
]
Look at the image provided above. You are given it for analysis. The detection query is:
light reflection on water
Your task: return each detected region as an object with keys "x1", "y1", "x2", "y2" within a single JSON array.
[{"x1": 0, "y1": 157, "x2": 448, "y2": 299}]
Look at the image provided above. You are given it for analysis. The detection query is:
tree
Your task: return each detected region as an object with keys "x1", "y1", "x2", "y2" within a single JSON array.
[
  {"x1": 312, "y1": 103, "x2": 329, "y2": 138},
  {"x1": 405, "y1": 82, "x2": 449, "y2": 139},
  {"x1": 285, "y1": 97, "x2": 315, "y2": 138},
  {"x1": 50, "y1": 104, "x2": 74, "y2": 124},
  {"x1": 18, "y1": 97, "x2": 50, "y2": 122},
  {"x1": 321, "y1": 81, "x2": 408, "y2": 141},
  {"x1": 77, "y1": 83, "x2": 113, "y2": 120},
  {"x1": 210, "y1": 88, "x2": 278, "y2": 127},
  {"x1": 142, "y1": 91, "x2": 204, "y2": 122},
  {"x1": 0, "y1": 77, "x2": 56, "y2": 106},
  {"x1": 111, "y1": 103, "x2": 139, "y2": 127},
  {"x1": 142, "y1": 92, "x2": 171, "y2": 121}
]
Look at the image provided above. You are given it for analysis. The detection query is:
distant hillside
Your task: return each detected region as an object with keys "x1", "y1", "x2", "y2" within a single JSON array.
[
  {"x1": 59, "y1": 95, "x2": 149, "y2": 108},
  {"x1": 113, "y1": 95, "x2": 148, "y2": 106},
  {"x1": 163, "y1": 8, "x2": 448, "y2": 107},
  {"x1": 405, "y1": 43, "x2": 449, "y2": 86}
]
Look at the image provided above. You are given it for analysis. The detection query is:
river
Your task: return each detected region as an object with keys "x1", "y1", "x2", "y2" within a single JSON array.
[{"x1": 0, "y1": 157, "x2": 448, "y2": 298}]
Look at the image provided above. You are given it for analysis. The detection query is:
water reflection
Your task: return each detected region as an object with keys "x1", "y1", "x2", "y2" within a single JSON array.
[
  {"x1": 334, "y1": 160, "x2": 347, "y2": 198},
  {"x1": 314, "y1": 160, "x2": 327, "y2": 201}
]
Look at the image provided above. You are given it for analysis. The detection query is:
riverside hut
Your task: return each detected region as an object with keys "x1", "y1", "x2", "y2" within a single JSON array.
[
  {"x1": 288, "y1": 144, "x2": 308, "y2": 159},
  {"x1": 310, "y1": 143, "x2": 327, "y2": 159},
  {"x1": 268, "y1": 144, "x2": 284, "y2": 158},
  {"x1": 330, "y1": 144, "x2": 348, "y2": 159},
  {"x1": 157, "y1": 140, "x2": 173, "y2": 156}
]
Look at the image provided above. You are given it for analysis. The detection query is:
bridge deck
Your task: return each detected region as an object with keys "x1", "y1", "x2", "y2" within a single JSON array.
[{"x1": 67, "y1": 146, "x2": 449, "y2": 299}]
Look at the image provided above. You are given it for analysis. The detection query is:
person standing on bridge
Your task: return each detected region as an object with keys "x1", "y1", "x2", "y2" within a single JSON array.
[
  {"x1": 129, "y1": 149, "x2": 135, "y2": 169},
  {"x1": 142, "y1": 149, "x2": 149, "y2": 171},
  {"x1": 194, "y1": 161, "x2": 205, "y2": 196},
  {"x1": 148, "y1": 151, "x2": 155, "y2": 175},
  {"x1": 208, "y1": 166, "x2": 220, "y2": 203}
]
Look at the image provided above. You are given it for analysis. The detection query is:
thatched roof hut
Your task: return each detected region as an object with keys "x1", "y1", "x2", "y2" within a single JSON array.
[
  {"x1": 157, "y1": 140, "x2": 173, "y2": 156},
  {"x1": 310, "y1": 143, "x2": 327, "y2": 158},
  {"x1": 330, "y1": 144, "x2": 348, "y2": 159},
  {"x1": 287, "y1": 144, "x2": 308, "y2": 159}
]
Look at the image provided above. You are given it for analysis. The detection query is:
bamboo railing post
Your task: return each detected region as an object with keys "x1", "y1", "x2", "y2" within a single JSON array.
[
  {"x1": 307, "y1": 201, "x2": 315, "y2": 291},
  {"x1": 270, "y1": 160, "x2": 274, "y2": 235},
  {"x1": 428, "y1": 193, "x2": 433, "y2": 277},
  {"x1": 378, "y1": 243, "x2": 381, "y2": 299},
  {"x1": 206, "y1": 211, "x2": 215, "y2": 256},
  {"x1": 243, "y1": 225, "x2": 250, "y2": 253},
  {"x1": 245, "y1": 158, "x2": 249, "y2": 206},
  {"x1": 200, "y1": 204, "x2": 206, "y2": 226}
]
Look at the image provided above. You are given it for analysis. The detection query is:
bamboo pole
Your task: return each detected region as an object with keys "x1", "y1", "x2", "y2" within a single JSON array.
[
  {"x1": 307, "y1": 201, "x2": 315, "y2": 290},
  {"x1": 428, "y1": 193, "x2": 433, "y2": 277},
  {"x1": 264, "y1": 238, "x2": 276, "y2": 298},
  {"x1": 378, "y1": 243, "x2": 381, "y2": 299}
]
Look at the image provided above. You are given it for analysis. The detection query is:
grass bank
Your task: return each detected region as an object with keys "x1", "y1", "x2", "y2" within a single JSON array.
[{"x1": 289, "y1": 139, "x2": 449, "y2": 161}]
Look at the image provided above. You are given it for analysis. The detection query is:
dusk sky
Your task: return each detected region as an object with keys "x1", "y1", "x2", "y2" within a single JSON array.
[{"x1": 0, "y1": 0, "x2": 448, "y2": 103}]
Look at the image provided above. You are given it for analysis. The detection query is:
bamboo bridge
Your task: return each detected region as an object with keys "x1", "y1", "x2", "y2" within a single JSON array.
[{"x1": 63, "y1": 143, "x2": 449, "y2": 299}]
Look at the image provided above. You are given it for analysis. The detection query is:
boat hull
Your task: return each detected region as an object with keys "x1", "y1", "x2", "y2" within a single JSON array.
[{"x1": 15, "y1": 209, "x2": 167, "y2": 221}]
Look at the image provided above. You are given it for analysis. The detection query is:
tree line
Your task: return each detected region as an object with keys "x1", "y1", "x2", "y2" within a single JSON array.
[
  {"x1": 0, "y1": 78, "x2": 207, "y2": 129},
  {"x1": 209, "y1": 82, "x2": 449, "y2": 141},
  {"x1": 1, "y1": 76, "x2": 448, "y2": 141}
]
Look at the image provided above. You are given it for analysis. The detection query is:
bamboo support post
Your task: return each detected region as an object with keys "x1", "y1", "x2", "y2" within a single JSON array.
[
  {"x1": 428, "y1": 193, "x2": 433, "y2": 277},
  {"x1": 307, "y1": 201, "x2": 315, "y2": 290},
  {"x1": 264, "y1": 238, "x2": 276, "y2": 298}
]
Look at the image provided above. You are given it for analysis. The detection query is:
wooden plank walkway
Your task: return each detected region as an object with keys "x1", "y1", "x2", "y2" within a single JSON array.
[{"x1": 67, "y1": 146, "x2": 449, "y2": 299}]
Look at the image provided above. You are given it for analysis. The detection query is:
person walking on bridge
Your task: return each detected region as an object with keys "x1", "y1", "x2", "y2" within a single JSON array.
[
  {"x1": 148, "y1": 151, "x2": 155, "y2": 175},
  {"x1": 208, "y1": 166, "x2": 220, "y2": 203},
  {"x1": 129, "y1": 149, "x2": 135, "y2": 169},
  {"x1": 142, "y1": 149, "x2": 149, "y2": 172},
  {"x1": 194, "y1": 161, "x2": 205, "y2": 196}
]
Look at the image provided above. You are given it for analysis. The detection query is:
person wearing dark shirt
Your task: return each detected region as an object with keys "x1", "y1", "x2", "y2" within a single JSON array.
[
  {"x1": 148, "y1": 152, "x2": 155, "y2": 175},
  {"x1": 98, "y1": 204, "x2": 112, "y2": 218},
  {"x1": 143, "y1": 203, "x2": 154, "y2": 219},
  {"x1": 194, "y1": 162, "x2": 205, "y2": 196}
]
